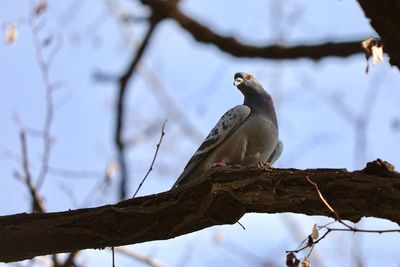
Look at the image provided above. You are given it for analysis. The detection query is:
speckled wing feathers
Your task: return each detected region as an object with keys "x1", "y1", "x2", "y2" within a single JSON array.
[{"x1": 172, "y1": 105, "x2": 251, "y2": 188}]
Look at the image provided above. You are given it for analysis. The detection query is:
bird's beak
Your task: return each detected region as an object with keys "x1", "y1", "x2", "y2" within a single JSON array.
[{"x1": 234, "y1": 77, "x2": 243, "y2": 86}]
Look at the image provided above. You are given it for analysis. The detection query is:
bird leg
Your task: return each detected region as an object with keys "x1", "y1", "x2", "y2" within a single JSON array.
[{"x1": 209, "y1": 162, "x2": 244, "y2": 169}]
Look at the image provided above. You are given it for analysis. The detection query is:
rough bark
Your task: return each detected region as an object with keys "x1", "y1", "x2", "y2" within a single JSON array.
[
  {"x1": 0, "y1": 159, "x2": 399, "y2": 263},
  {"x1": 357, "y1": 0, "x2": 400, "y2": 68}
]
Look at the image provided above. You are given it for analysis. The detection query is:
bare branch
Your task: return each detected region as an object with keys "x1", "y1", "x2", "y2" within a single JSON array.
[
  {"x1": 287, "y1": 219, "x2": 400, "y2": 257},
  {"x1": 133, "y1": 120, "x2": 167, "y2": 197},
  {"x1": 357, "y1": 0, "x2": 400, "y2": 68},
  {"x1": 111, "y1": 247, "x2": 115, "y2": 267},
  {"x1": 115, "y1": 17, "x2": 161, "y2": 200},
  {"x1": 305, "y1": 176, "x2": 341, "y2": 221},
  {"x1": 27, "y1": 8, "x2": 62, "y2": 190},
  {"x1": 1, "y1": 159, "x2": 400, "y2": 263},
  {"x1": 141, "y1": 0, "x2": 364, "y2": 60},
  {"x1": 288, "y1": 171, "x2": 400, "y2": 262},
  {"x1": 17, "y1": 131, "x2": 44, "y2": 213},
  {"x1": 17, "y1": 132, "x2": 80, "y2": 266}
]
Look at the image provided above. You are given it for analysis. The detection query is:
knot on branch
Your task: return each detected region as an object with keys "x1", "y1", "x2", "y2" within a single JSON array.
[{"x1": 363, "y1": 159, "x2": 397, "y2": 177}]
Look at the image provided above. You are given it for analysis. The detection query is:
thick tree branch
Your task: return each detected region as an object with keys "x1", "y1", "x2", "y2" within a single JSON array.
[
  {"x1": 358, "y1": 0, "x2": 400, "y2": 68},
  {"x1": 140, "y1": 0, "x2": 364, "y2": 60},
  {"x1": 1, "y1": 159, "x2": 399, "y2": 263}
]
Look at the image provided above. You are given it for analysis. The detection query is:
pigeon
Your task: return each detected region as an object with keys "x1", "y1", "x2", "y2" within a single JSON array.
[{"x1": 172, "y1": 72, "x2": 283, "y2": 188}]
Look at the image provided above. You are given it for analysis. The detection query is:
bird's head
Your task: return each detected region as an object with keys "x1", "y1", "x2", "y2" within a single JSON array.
[
  {"x1": 233, "y1": 72, "x2": 265, "y2": 96},
  {"x1": 233, "y1": 72, "x2": 276, "y2": 120}
]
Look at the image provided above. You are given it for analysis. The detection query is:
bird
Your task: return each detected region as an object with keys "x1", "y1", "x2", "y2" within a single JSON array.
[{"x1": 172, "y1": 72, "x2": 283, "y2": 188}]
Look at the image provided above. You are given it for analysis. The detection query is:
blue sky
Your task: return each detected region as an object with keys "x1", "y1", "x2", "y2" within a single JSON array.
[{"x1": 1, "y1": 0, "x2": 400, "y2": 266}]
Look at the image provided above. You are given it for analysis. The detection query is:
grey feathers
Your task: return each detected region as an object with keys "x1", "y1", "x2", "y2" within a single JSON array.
[
  {"x1": 172, "y1": 72, "x2": 282, "y2": 188},
  {"x1": 172, "y1": 105, "x2": 250, "y2": 188}
]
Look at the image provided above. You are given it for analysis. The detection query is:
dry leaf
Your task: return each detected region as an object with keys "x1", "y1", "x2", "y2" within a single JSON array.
[
  {"x1": 361, "y1": 37, "x2": 383, "y2": 73},
  {"x1": 35, "y1": 1, "x2": 47, "y2": 16},
  {"x1": 371, "y1": 45, "x2": 384, "y2": 65},
  {"x1": 105, "y1": 161, "x2": 118, "y2": 180},
  {"x1": 4, "y1": 23, "x2": 18, "y2": 45},
  {"x1": 286, "y1": 252, "x2": 300, "y2": 267},
  {"x1": 311, "y1": 224, "x2": 319, "y2": 240},
  {"x1": 301, "y1": 259, "x2": 310, "y2": 267}
]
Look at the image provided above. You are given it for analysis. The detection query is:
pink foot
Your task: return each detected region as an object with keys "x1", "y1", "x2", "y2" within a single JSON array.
[{"x1": 209, "y1": 161, "x2": 227, "y2": 169}]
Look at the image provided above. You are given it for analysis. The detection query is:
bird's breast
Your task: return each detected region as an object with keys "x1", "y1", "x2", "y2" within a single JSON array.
[{"x1": 212, "y1": 114, "x2": 278, "y2": 165}]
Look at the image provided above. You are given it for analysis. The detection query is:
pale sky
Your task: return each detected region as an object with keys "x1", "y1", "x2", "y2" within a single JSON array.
[{"x1": 1, "y1": 0, "x2": 400, "y2": 266}]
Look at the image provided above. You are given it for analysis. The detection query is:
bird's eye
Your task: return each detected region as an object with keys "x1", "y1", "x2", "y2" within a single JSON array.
[{"x1": 245, "y1": 75, "x2": 253, "y2": 80}]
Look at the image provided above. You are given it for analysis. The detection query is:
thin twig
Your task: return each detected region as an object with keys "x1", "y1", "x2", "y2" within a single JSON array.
[
  {"x1": 111, "y1": 247, "x2": 115, "y2": 267},
  {"x1": 321, "y1": 226, "x2": 400, "y2": 234},
  {"x1": 115, "y1": 18, "x2": 160, "y2": 199},
  {"x1": 288, "y1": 176, "x2": 400, "y2": 257},
  {"x1": 133, "y1": 120, "x2": 167, "y2": 198},
  {"x1": 18, "y1": 131, "x2": 44, "y2": 213},
  {"x1": 305, "y1": 175, "x2": 398, "y2": 231},
  {"x1": 19, "y1": 120, "x2": 80, "y2": 267},
  {"x1": 305, "y1": 244, "x2": 315, "y2": 260},
  {"x1": 104, "y1": 1, "x2": 203, "y2": 144},
  {"x1": 28, "y1": 12, "x2": 57, "y2": 190},
  {"x1": 47, "y1": 36, "x2": 63, "y2": 68},
  {"x1": 306, "y1": 176, "x2": 400, "y2": 235},
  {"x1": 19, "y1": 4, "x2": 78, "y2": 266},
  {"x1": 305, "y1": 176, "x2": 342, "y2": 221},
  {"x1": 287, "y1": 229, "x2": 332, "y2": 254},
  {"x1": 237, "y1": 221, "x2": 246, "y2": 230},
  {"x1": 19, "y1": 131, "x2": 80, "y2": 266}
]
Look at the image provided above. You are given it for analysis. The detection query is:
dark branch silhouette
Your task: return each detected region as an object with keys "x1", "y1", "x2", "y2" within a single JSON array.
[
  {"x1": 140, "y1": 0, "x2": 364, "y2": 60},
  {"x1": 1, "y1": 159, "x2": 399, "y2": 263},
  {"x1": 115, "y1": 16, "x2": 161, "y2": 199},
  {"x1": 358, "y1": 0, "x2": 400, "y2": 68}
]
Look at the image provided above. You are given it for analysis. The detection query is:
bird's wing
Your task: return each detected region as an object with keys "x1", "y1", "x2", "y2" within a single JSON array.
[
  {"x1": 267, "y1": 140, "x2": 283, "y2": 164},
  {"x1": 172, "y1": 105, "x2": 251, "y2": 188}
]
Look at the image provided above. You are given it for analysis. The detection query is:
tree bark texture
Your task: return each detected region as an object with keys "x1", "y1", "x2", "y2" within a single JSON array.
[
  {"x1": 0, "y1": 160, "x2": 399, "y2": 262},
  {"x1": 358, "y1": 0, "x2": 400, "y2": 68}
]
